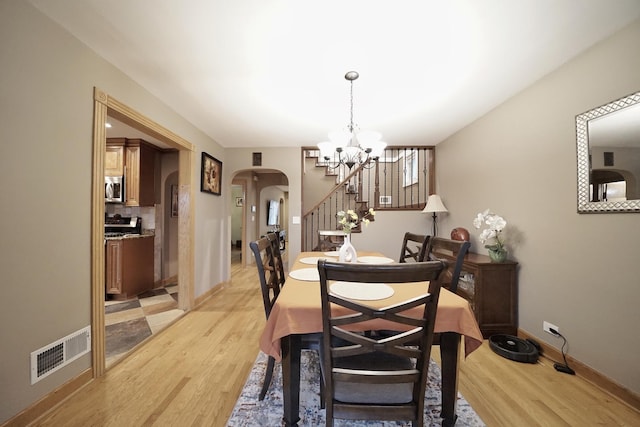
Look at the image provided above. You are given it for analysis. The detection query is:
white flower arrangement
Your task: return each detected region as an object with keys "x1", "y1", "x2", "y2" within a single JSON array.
[
  {"x1": 473, "y1": 209, "x2": 507, "y2": 253},
  {"x1": 337, "y1": 208, "x2": 375, "y2": 234}
]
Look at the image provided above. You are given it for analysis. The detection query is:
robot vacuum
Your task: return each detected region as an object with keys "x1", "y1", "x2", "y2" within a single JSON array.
[{"x1": 489, "y1": 334, "x2": 539, "y2": 363}]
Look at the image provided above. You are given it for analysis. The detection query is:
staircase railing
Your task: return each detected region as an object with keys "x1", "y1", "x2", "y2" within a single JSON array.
[{"x1": 302, "y1": 146, "x2": 435, "y2": 251}]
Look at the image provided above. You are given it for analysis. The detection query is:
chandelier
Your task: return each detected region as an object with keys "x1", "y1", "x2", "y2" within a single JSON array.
[{"x1": 317, "y1": 71, "x2": 387, "y2": 169}]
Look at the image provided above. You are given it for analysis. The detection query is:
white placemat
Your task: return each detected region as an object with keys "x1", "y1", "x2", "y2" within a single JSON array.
[
  {"x1": 299, "y1": 256, "x2": 337, "y2": 265},
  {"x1": 288, "y1": 268, "x2": 320, "y2": 282},
  {"x1": 330, "y1": 282, "x2": 395, "y2": 301},
  {"x1": 323, "y1": 251, "x2": 340, "y2": 257},
  {"x1": 357, "y1": 256, "x2": 395, "y2": 264}
]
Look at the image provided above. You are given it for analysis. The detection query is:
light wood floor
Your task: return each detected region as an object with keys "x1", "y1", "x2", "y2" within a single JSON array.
[{"x1": 34, "y1": 261, "x2": 640, "y2": 426}]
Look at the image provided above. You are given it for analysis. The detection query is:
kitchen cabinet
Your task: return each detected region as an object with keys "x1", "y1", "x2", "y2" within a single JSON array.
[
  {"x1": 105, "y1": 240, "x2": 123, "y2": 294},
  {"x1": 436, "y1": 251, "x2": 518, "y2": 338},
  {"x1": 105, "y1": 236, "x2": 154, "y2": 300},
  {"x1": 125, "y1": 139, "x2": 156, "y2": 207},
  {"x1": 105, "y1": 138, "x2": 125, "y2": 176}
]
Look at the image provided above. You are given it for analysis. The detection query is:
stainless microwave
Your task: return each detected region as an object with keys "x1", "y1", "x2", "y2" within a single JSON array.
[{"x1": 105, "y1": 176, "x2": 124, "y2": 203}]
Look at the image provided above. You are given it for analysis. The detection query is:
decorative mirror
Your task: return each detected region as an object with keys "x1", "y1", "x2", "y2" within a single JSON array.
[{"x1": 576, "y1": 91, "x2": 640, "y2": 213}]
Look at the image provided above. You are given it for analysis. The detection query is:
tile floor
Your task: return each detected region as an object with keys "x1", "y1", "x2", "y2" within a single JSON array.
[{"x1": 105, "y1": 284, "x2": 183, "y2": 366}]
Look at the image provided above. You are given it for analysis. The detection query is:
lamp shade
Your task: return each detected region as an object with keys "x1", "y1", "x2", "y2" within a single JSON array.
[{"x1": 422, "y1": 194, "x2": 448, "y2": 213}]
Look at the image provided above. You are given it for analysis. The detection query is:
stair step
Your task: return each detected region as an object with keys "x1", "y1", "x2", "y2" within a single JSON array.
[{"x1": 305, "y1": 149, "x2": 320, "y2": 158}]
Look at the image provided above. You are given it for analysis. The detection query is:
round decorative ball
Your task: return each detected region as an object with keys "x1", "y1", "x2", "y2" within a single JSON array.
[{"x1": 450, "y1": 227, "x2": 470, "y2": 241}]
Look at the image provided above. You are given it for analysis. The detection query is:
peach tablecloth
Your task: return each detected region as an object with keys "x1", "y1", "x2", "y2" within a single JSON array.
[{"x1": 259, "y1": 252, "x2": 483, "y2": 361}]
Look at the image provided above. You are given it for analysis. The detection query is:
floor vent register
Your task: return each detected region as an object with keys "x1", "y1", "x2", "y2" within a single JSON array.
[{"x1": 30, "y1": 326, "x2": 91, "y2": 384}]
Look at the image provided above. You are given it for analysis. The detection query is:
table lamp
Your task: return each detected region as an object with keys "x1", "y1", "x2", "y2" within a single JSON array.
[{"x1": 422, "y1": 194, "x2": 448, "y2": 236}]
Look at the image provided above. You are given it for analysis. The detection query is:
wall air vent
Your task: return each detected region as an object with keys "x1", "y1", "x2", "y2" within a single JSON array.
[{"x1": 30, "y1": 326, "x2": 91, "y2": 384}]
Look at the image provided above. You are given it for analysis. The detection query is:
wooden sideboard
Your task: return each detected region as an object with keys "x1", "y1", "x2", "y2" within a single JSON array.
[{"x1": 437, "y1": 251, "x2": 518, "y2": 338}]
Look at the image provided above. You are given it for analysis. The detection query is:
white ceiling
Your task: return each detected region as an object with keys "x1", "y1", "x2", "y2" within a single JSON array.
[{"x1": 30, "y1": 0, "x2": 640, "y2": 148}]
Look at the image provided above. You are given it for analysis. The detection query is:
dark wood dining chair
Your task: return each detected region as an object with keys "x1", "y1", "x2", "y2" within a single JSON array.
[
  {"x1": 399, "y1": 232, "x2": 430, "y2": 263},
  {"x1": 249, "y1": 236, "x2": 282, "y2": 400},
  {"x1": 317, "y1": 260, "x2": 445, "y2": 426},
  {"x1": 251, "y1": 235, "x2": 322, "y2": 401},
  {"x1": 425, "y1": 237, "x2": 470, "y2": 347},
  {"x1": 426, "y1": 236, "x2": 470, "y2": 293}
]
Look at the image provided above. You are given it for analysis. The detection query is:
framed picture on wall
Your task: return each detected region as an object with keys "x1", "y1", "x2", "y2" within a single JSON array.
[
  {"x1": 201, "y1": 152, "x2": 222, "y2": 196},
  {"x1": 171, "y1": 185, "x2": 179, "y2": 217}
]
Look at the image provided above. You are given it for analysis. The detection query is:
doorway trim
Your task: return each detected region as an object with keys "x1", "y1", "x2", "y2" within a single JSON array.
[{"x1": 92, "y1": 87, "x2": 195, "y2": 376}]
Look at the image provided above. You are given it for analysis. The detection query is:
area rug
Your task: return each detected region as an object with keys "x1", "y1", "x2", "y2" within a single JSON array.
[{"x1": 227, "y1": 350, "x2": 485, "y2": 426}]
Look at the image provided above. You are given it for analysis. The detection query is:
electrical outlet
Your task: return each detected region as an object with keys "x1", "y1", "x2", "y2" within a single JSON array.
[{"x1": 543, "y1": 321, "x2": 559, "y2": 335}]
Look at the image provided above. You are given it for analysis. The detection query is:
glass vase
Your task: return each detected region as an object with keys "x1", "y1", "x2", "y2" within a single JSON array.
[
  {"x1": 338, "y1": 233, "x2": 357, "y2": 263},
  {"x1": 488, "y1": 248, "x2": 507, "y2": 263}
]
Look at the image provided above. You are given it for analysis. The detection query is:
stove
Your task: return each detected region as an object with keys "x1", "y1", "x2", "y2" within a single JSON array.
[{"x1": 105, "y1": 215, "x2": 142, "y2": 236}]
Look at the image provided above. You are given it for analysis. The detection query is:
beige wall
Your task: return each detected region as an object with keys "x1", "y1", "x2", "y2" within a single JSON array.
[
  {"x1": 161, "y1": 154, "x2": 180, "y2": 281},
  {"x1": 0, "y1": 2, "x2": 227, "y2": 422},
  {"x1": 435, "y1": 19, "x2": 640, "y2": 393},
  {"x1": 303, "y1": 155, "x2": 340, "y2": 212}
]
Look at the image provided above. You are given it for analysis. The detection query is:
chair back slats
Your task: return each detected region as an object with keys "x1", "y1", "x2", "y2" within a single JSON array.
[
  {"x1": 249, "y1": 236, "x2": 282, "y2": 319},
  {"x1": 332, "y1": 368, "x2": 421, "y2": 384},
  {"x1": 399, "y1": 232, "x2": 430, "y2": 263},
  {"x1": 317, "y1": 260, "x2": 445, "y2": 425},
  {"x1": 266, "y1": 232, "x2": 286, "y2": 285},
  {"x1": 329, "y1": 295, "x2": 430, "y2": 328},
  {"x1": 330, "y1": 327, "x2": 425, "y2": 360},
  {"x1": 426, "y1": 237, "x2": 471, "y2": 293}
]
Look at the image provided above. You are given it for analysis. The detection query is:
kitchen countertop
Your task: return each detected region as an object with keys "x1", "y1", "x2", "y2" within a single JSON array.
[{"x1": 104, "y1": 231, "x2": 155, "y2": 241}]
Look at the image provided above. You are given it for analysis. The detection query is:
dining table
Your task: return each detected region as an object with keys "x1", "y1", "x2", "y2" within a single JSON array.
[{"x1": 259, "y1": 251, "x2": 484, "y2": 427}]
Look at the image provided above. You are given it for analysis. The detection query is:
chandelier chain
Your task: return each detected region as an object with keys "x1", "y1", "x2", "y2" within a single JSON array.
[{"x1": 349, "y1": 78, "x2": 355, "y2": 134}]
